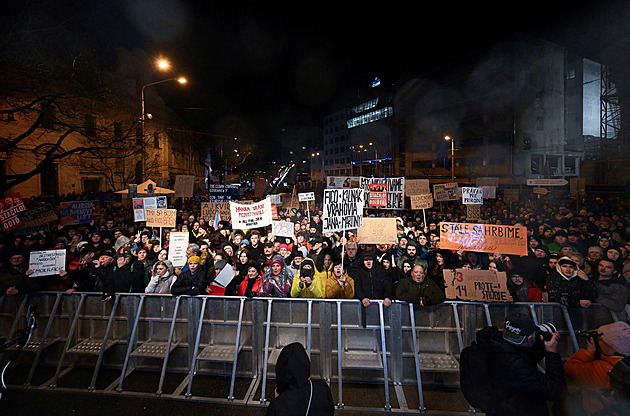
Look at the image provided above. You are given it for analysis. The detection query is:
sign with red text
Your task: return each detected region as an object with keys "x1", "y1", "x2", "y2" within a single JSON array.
[
  {"x1": 230, "y1": 197, "x2": 272, "y2": 229},
  {"x1": 0, "y1": 193, "x2": 26, "y2": 231},
  {"x1": 145, "y1": 209, "x2": 177, "y2": 228},
  {"x1": 439, "y1": 222, "x2": 527, "y2": 256},
  {"x1": 368, "y1": 183, "x2": 388, "y2": 207}
]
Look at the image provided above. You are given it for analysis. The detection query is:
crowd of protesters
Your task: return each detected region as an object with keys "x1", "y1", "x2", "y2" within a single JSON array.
[{"x1": 0, "y1": 193, "x2": 629, "y2": 318}]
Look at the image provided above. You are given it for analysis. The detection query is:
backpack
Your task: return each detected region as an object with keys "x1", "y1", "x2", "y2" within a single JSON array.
[{"x1": 459, "y1": 328, "x2": 500, "y2": 412}]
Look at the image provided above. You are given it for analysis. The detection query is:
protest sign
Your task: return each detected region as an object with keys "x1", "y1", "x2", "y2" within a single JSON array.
[
  {"x1": 368, "y1": 183, "x2": 388, "y2": 207},
  {"x1": 173, "y1": 175, "x2": 195, "y2": 198},
  {"x1": 145, "y1": 209, "x2": 177, "y2": 228},
  {"x1": 167, "y1": 232, "x2": 189, "y2": 267},
  {"x1": 60, "y1": 201, "x2": 93, "y2": 226},
  {"x1": 433, "y1": 183, "x2": 458, "y2": 201},
  {"x1": 230, "y1": 197, "x2": 272, "y2": 229},
  {"x1": 213, "y1": 265, "x2": 236, "y2": 288},
  {"x1": 272, "y1": 220, "x2": 295, "y2": 238},
  {"x1": 132, "y1": 198, "x2": 145, "y2": 222},
  {"x1": 462, "y1": 187, "x2": 484, "y2": 205},
  {"x1": 326, "y1": 176, "x2": 360, "y2": 189},
  {"x1": 298, "y1": 192, "x2": 315, "y2": 202},
  {"x1": 201, "y1": 201, "x2": 231, "y2": 221},
  {"x1": 481, "y1": 186, "x2": 496, "y2": 199},
  {"x1": 143, "y1": 197, "x2": 158, "y2": 210},
  {"x1": 405, "y1": 179, "x2": 431, "y2": 196},
  {"x1": 357, "y1": 217, "x2": 397, "y2": 244},
  {"x1": 322, "y1": 188, "x2": 364, "y2": 233},
  {"x1": 410, "y1": 194, "x2": 433, "y2": 210},
  {"x1": 29, "y1": 249, "x2": 67, "y2": 277},
  {"x1": 476, "y1": 177, "x2": 499, "y2": 188},
  {"x1": 445, "y1": 268, "x2": 510, "y2": 302},
  {"x1": 467, "y1": 205, "x2": 481, "y2": 221},
  {"x1": 439, "y1": 222, "x2": 528, "y2": 256},
  {"x1": 359, "y1": 177, "x2": 404, "y2": 210},
  {"x1": 0, "y1": 193, "x2": 26, "y2": 232},
  {"x1": 16, "y1": 203, "x2": 58, "y2": 227}
]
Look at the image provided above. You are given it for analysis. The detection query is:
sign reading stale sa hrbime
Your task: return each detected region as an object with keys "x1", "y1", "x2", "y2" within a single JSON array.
[
  {"x1": 145, "y1": 209, "x2": 177, "y2": 228},
  {"x1": 439, "y1": 222, "x2": 528, "y2": 256},
  {"x1": 445, "y1": 268, "x2": 510, "y2": 302},
  {"x1": 29, "y1": 249, "x2": 67, "y2": 277},
  {"x1": 229, "y1": 197, "x2": 273, "y2": 229},
  {"x1": 462, "y1": 187, "x2": 483, "y2": 205},
  {"x1": 357, "y1": 217, "x2": 397, "y2": 245},
  {"x1": 322, "y1": 188, "x2": 364, "y2": 233}
]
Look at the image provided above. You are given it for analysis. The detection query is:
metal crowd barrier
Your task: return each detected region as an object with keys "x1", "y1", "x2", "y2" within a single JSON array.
[{"x1": 0, "y1": 292, "x2": 620, "y2": 414}]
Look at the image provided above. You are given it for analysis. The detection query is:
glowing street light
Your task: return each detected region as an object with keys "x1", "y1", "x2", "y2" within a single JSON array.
[{"x1": 444, "y1": 136, "x2": 455, "y2": 182}]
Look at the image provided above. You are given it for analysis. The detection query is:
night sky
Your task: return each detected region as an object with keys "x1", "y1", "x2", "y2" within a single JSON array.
[{"x1": 4, "y1": 1, "x2": 630, "y2": 154}]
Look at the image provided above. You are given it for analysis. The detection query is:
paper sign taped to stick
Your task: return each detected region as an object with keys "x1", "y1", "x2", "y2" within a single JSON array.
[
  {"x1": 230, "y1": 197, "x2": 272, "y2": 229},
  {"x1": 439, "y1": 222, "x2": 528, "y2": 256},
  {"x1": 145, "y1": 209, "x2": 177, "y2": 228},
  {"x1": 357, "y1": 217, "x2": 397, "y2": 244},
  {"x1": 29, "y1": 249, "x2": 67, "y2": 277},
  {"x1": 322, "y1": 188, "x2": 364, "y2": 233},
  {"x1": 168, "y1": 232, "x2": 189, "y2": 267},
  {"x1": 410, "y1": 194, "x2": 433, "y2": 210},
  {"x1": 445, "y1": 268, "x2": 510, "y2": 302},
  {"x1": 272, "y1": 220, "x2": 295, "y2": 238}
]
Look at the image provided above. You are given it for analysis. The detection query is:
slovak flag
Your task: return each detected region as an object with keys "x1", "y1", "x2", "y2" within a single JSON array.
[{"x1": 213, "y1": 210, "x2": 221, "y2": 230}]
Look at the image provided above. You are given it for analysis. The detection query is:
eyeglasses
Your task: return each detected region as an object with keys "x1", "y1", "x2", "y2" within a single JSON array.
[{"x1": 156, "y1": 267, "x2": 166, "y2": 270}]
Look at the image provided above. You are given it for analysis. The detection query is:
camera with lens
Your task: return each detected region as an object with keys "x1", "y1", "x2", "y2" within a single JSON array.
[
  {"x1": 576, "y1": 330, "x2": 599, "y2": 339},
  {"x1": 536, "y1": 323, "x2": 558, "y2": 341}
]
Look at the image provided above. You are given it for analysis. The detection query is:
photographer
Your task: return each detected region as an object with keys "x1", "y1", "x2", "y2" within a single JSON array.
[{"x1": 564, "y1": 321, "x2": 630, "y2": 415}]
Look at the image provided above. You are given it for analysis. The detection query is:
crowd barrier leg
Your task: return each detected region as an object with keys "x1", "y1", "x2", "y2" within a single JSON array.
[
  {"x1": 116, "y1": 295, "x2": 145, "y2": 392},
  {"x1": 306, "y1": 300, "x2": 312, "y2": 359},
  {"x1": 483, "y1": 303, "x2": 492, "y2": 326},
  {"x1": 561, "y1": 305, "x2": 579, "y2": 353},
  {"x1": 156, "y1": 295, "x2": 181, "y2": 396},
  {"x1": 185, "y1": 296, "x2": 207, "y2": 398},
  {"x1": 24, "y1": 292, "x2": 63, "y2": 387},
  {"x1": 409, "y1": 303, "x2": 426, "y2": 412},
  {"x1": 259, "y1": 299, "x2": 273, "y2": 403},
  {"x1": 378, "y1": 301, "x2": 391, "y2": 411},
  {"x1": 88, "y1": 295, "x2": 120, "y2": 392},
  {"x1": 228, "y1": 297, "x2": 246, "y2": 401},
  {"x1": 50, "y1": 293, "x2": 86, "y2": 388},
  {"x1": 4, "y1": 295, "x2": 29, "y2": 348},
  {"x1": 336, "y1": 300, "x2": 343, "y2": 409}
]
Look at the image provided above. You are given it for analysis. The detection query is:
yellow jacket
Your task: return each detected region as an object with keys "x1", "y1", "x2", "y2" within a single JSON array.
[
  {"x1": 290, "y1": 273, "x2": 324, "y2": 298},
  {"x1": 316, "y1": 265, "x2": 334, "y2": 298},
  {"x1": 325, "y1": 271, "x2": 355, "y2": 299}
]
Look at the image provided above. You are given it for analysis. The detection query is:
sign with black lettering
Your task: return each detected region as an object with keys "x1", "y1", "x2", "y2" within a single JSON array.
[
  {"x1": 29, "y1": 249, "x2": 67, "y2": 277},
  {"x1": 322, "y1": 188, "x2": 364, "y2": 233},
  {"x1": 445, "y1": 269, "x2": 509, "y2": 302},
  {"x1": 360, "y1": 177, "x2": 404, "y2": 209},
  {"x1": 462, "y1": 187, "x2": 483, "y2": 205},
  {"x1": 230, "y1": 197, "x2": 272, "y2": 229},
  {"x1": 439, "y1": 222, "x2": 528, "y2": 256}
]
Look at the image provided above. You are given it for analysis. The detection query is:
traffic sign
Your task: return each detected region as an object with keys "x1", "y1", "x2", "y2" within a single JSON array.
[{"x1": 526, "y1": 179, "x2": 568, "y2": 186}]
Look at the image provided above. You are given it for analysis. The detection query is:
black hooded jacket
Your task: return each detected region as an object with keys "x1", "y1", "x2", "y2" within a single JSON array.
[{"x1": 267, "y1": 342, "x2": 334, "y2": 416}]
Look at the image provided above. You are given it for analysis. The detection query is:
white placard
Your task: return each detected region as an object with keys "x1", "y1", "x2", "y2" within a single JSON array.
[
  {"x1": 213, "y1": 265, "x2": 236, "y2": 288},
  {"x1": 433, "y1": 183, "x2": 459, "y2": 201},
  {"x1": 168, "y1": 232, "x2": 190, "y2": 268},
  {"x1": 272, "y1": 220, "x2": 295, "y2": 238},
  {"x1": 298, "y1": 192, "x2": 315, "y2": 202},
  {"x1": 410, "y1": 193, "x2": 434, "y2": 209},
  {"x1": 29, "y1": 249, "x2": 67, "y2": 277},
  {"x1": 230, "y1": 197, "x2": 273, "y2": 229},
  {"x1": 322, "y1": 188, "x2": 364, "y2": 233},
  {"x1": 462, "y1": 187, "x2": 484, "y2": 205}
]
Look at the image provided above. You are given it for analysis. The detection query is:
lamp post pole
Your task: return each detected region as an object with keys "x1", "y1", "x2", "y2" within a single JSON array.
[
  {"x1": 445, "y1": 136, "x2": 455, "y2": 182},
  {"x1": 141, "y1": 77, "x2": 186, "y2": 181}
]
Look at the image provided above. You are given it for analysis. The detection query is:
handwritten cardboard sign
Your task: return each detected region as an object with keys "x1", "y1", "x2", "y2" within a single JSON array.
[
  {"x1": 29, "y1": 249, "x2": 67, "y2": 277},
  {"x1": 272, "y1": 220, "x2": 295, "y2": 238},
  {"x1": 410, "y1": 194, "x2": 434, "y2": 210},
  {"x1": 445, "y1": 268, "x2": 510, "y2": 302},
  {"x1": 173, "y1": 175, "x2": 195, "y2": 198},
  {"x1": 439, "y1": 222, "x2": 528, "y2": 256},
  {"x1": 356, "y1": 217, "x2": 397, "y2": 244},
  {"x1": 145, "y1": 209, "x2": 177, "y2": 228},
  {"x1": 201, "y1": 201, "x2": 231, "y2": 222},
  {"x1": 405, "y1": 179, "x2": 430, "y2": 196},
  {"x1": 433, "y1": 183, "x2": 459, "y2": 201}
]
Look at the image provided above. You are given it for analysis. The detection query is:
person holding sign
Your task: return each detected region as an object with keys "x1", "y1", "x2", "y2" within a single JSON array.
[
  {"x1": 325, "y1": 259, "x2": 355, "y2": 299},
  {"x1": 102, "y1": 250, "x2": 145, "y2": 301},
  {"x1": 290, "y1": 257, "x2": 323, "y2": 299},
  {"x1": 350, "y1": 251, "x2": 393, "y2": 307},
  {"x1": 396, "y1": 265, "x2": 445, "y2": 306}
]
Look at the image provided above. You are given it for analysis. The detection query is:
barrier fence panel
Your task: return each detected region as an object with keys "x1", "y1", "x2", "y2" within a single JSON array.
[{"x1": 2, "y1": 292, "x2": 622, "y2": 414}]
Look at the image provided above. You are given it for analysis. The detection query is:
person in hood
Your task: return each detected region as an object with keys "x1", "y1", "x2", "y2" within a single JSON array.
[
  {"x1": 290, "y1": 257, "x2": 322, "y2": 298},
  {"x1": 259, "y1": 255, "x2": 293, "y2": 297},
  {"x1": 267, "y1": 342, "x2": 334, "y2": 416},
  {"x1": 350, "y1": 251, "x2": 394, "y2": 307},
  {"x1": 145, "y1": 260, "x2": 176, "y2": 294}
]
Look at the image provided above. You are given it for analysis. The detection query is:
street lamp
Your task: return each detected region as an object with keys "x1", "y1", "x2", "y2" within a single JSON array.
[
  {"x1": 141, "y1": 76, "x2": 187, "y2": 181},
  {"x1": 444, "y1": 136, "x2": 454, "y2": 182}
]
